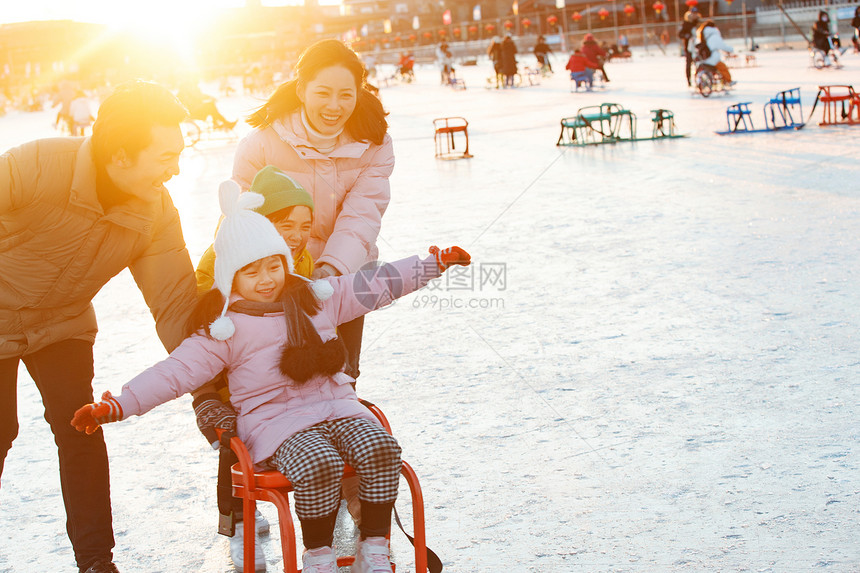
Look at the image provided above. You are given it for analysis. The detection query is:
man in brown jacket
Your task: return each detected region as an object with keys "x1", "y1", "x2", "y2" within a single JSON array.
[{"x1": 0, "y1": 80, "x2": 199, "y2": 573}]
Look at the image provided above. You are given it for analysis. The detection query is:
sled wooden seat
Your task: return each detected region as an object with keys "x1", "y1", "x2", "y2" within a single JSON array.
[
  {"x1": 814, "y1": 85, "x2": 860, "y2": 126},
  {"x1": 725, "y1": 102, "x2": 755, "y2": 132},
  {"x1": 764, "y1": 87, "x2": 803, "y2": 130},
  {"x1": 433, "y1": 117, "x2": 472, "y2": 159},
  {"x1": 225, "y1": 402, "x2": 429, "y2": 573}
]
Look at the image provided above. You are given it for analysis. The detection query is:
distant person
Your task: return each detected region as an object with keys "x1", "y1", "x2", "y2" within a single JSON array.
[
  {"x1": 177, "y1": 80, "x2": 236, "y2": 130},
  {"x1": 501, "y1": 34, "x2": 518, "y2": 87},
  {"x1": 0, "y1": 79, "x2": 199, "y2": 573},
  {"x1": 533, "y1": 35, "x2": 554, "y2": 73},
  {"x1": 618, "y1": 33, "x2": 630, "y2": 53},
  {"x1": 397, "y1": 52, "x2": 415, "y2": 81},
  {"x1": 811, "y1": 10, "x2": 833, "y2": 53},
  {"x1": 487, "y1": 36, "x2": 503, "y2": 87},
  {"x1": 852, "y1": 6, "x2": 860, "y2": 53},
  {"x1": 69, "y1": 90, "x2": 94, "y2": 136},
  {"x1": 679, "y1": 7, "x2": 701, "y2": 86},
  {"x1": 565, "y1": 48, "x2": 594, "y2": 90},
  {"x1": 696, "y1": 20, "x2": 734, "y2": 85},
  {"x1": 581, "y1": 33, "x2": 610, "y2": 82},
  {"x1": 436, "y1": 41, "x2": 454, "y2": 84},
  {"x1": 52, "y1": 79, "x2": 76, "y2": 133},
  {"x1": 71, "y1": 181, "x2": 472, "y2": 573}
]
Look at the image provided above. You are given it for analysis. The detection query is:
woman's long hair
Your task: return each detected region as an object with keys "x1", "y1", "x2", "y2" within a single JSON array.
[{"x1": 247, "y1": 39, "x2": 388, "y2": 145}]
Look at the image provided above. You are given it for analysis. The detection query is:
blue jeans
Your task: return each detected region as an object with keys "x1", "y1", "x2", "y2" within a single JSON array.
[{"x1": 0, "y1": 339, "x2": 115, "y2": 571}]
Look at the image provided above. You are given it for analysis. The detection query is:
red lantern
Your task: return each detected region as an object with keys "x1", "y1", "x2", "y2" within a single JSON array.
[
  {"x1": 423, "y1": 31, "x2": 432, "y2": 39},
  {"x1": 409, "y1": 33, "x2": 417, "y2": 42},
  {"x1": 453, "y1": 27, "x2": 461, "y2": 37},
  {"x1": 547, "y1": 14, "x2": 558, "y2": 26},
  {"x1": 725, "y1": 0, "x2": 733, "y2": 4},
  {"x1": 485, "y1": 23, "x2": 496, "y2": 31},
  {"x1": 624, "y1": 4, "x2": 635, "y2": 16},
  {"x1": 685, "y1": 0, "x2": 698, "y2": 6},
  {"x1": 438, "y1": 28, "x2": 447, "y2": 36},
  {"x1": 598, "y1": 7, "x2": 609, "y2": 19},
  {"x1": 572, "y1": 11, "x2": 582, "y2": 21},
  {"x1": 393, "y1": 35, "x2": 401, "y2": 42},
  {"x1": 469, "y1": 25, "x2": 478, "y2": 34},
  {"x1": 652, "y1": 1, "x2": 665, "y2": 14},
  {"x1": 504, "y1": 20, "x2": 513, "y2": 29},
  {"x1": 522, "y1": 18, "x2": 531, "y2": 29}
]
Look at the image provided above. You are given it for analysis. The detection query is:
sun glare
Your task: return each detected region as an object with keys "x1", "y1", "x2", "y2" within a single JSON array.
[{"x1": 103, "y1": 4, "x2": 216, "y2": 69}]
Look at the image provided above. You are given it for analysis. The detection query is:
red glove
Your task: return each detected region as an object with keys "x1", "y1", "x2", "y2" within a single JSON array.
[
  {"x1": 71, "y1": 392, "x2": 124, "y2": 435},
  {"x1": 429, "y1": 245, "x2": 471, "y2": 272}
]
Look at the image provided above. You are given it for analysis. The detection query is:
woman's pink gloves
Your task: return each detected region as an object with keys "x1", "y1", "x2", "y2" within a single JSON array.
[{"x1": 71, "y1": 392, "x2": 123, "y2": 434}]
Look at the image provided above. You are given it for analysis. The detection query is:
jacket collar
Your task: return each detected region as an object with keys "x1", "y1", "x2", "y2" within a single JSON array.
[
  {"x1": 69, "y1": 138, "x2": 102, "y2": 214},
  {"x1": 270, "y1": 111, "x2": 371, "y2": 159}
]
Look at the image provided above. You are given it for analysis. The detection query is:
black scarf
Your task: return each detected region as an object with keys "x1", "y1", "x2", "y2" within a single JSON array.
[{"x1": 229, "y1": 298, "x2": 346, "y2": 384}]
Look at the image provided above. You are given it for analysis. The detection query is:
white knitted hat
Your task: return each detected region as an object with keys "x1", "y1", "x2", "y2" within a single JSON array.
[{"x1": 210, "y1": 180, "x2": 333, "y2": 341}]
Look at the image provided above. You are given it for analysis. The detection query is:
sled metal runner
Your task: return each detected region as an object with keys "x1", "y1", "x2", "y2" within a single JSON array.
[
  {"x1": 715, "y1": 87, "x2": 806, "y2": 135},
  {"x1": 557, "y1": 104, "x2": 686, "y2": 146}
]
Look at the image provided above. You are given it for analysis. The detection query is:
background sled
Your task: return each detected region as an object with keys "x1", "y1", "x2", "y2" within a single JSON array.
[
  {"x1": 715, "y1": 88, "x2": 805, "y2": 135},
  {"x1": 557, "y1": 104, "x2": 686, "y2": 146},
  {"x1": 808, "y1": 85, "x2": 860, "y2": 126}
]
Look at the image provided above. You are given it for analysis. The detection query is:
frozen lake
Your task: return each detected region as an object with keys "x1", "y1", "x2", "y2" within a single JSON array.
[{"x1": 1, "y1": 43, "x2": 858, "y2": 572}]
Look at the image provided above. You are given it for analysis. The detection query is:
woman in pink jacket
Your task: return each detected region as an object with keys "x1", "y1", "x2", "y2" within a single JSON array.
[
  {"x1": 72, "y1": 182, "x2": 470, "y2": 573},
  {"x1": 233, "y1": 39, "x2": 392, "y2": 382}
]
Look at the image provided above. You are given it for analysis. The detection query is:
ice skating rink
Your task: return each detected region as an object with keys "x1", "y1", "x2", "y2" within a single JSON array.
[{"x1": 1, "y1": 45, "x2": 858, "y2": 572}]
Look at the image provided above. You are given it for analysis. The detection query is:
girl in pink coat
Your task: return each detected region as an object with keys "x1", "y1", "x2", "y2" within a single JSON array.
[
  {"x1": 233, "y1": 39, "x2": 392, "y2": 382},
  {"x1": 72, "y1": 181, "x2": 470, "y2": 573}
]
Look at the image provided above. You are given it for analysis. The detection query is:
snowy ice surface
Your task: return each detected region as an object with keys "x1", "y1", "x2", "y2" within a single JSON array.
[{"x1": 1, "y1": 45, "x2": 858, "y2": 573}]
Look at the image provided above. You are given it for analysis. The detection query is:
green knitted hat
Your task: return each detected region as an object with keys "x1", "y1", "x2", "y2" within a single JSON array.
[{"x1": 249, "y1": 165, "x2": 314, "y2": 217}]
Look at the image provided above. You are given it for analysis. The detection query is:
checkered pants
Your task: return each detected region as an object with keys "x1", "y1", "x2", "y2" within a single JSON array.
[{"x1": 269, "y1": 417, "x2": 402, "y2": 520}]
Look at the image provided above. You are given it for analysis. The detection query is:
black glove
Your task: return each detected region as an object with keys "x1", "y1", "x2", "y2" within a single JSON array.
[{"x1": 193, "y1": 393, "x2": 237, "y2": 450}]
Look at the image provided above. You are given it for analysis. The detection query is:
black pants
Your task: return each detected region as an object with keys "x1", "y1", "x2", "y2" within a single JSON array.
[
  {"x1": 338, "y1": 315, "x2": 365, "y2": 381},
  {"x1": 0, "y1": 339, "x2": 114, "y2": 571},
  {"x1": 685, "y1": 49, "x2": 695, "y2": 85}
]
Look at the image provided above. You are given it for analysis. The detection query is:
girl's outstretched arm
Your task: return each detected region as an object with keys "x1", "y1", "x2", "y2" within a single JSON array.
[{"x1": 70, "y1": 333, "x2": 229, "y2": 434}]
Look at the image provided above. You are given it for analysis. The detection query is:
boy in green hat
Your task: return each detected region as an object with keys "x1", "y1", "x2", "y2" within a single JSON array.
[{"x1": 196, "y1": 165, "x2": 315, "y2": 291}]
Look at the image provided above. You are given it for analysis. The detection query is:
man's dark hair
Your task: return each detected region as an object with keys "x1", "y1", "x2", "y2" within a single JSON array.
[{"x1": 91, "y1": 79, "x2": 188, "y2": 166}]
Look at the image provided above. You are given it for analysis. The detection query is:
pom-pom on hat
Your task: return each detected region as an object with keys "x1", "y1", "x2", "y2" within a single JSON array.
[
  {"x1": 210, "y1": 180, "x2": 294, "y2": 340},
  {"x1": 249, "y1": 165, "x2": 315, "y2": 217}
]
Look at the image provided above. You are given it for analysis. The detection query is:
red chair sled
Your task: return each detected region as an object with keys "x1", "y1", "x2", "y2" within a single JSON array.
[
  {"x1": 433, "y1": 117, "x2": 472, "y2": 159},
  {"x1": 809, "y1": 85, "x2": 860, "y2": 126},
  {"x1": 224, "y1": 402, "x2": 431, "y2": 573}
]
